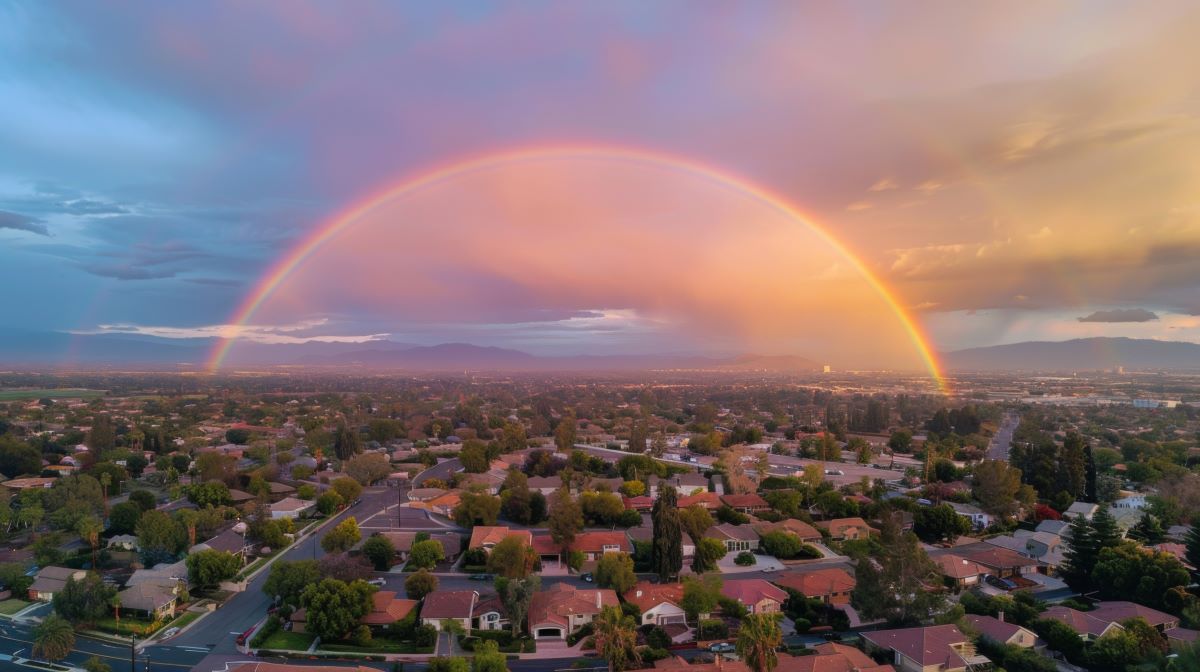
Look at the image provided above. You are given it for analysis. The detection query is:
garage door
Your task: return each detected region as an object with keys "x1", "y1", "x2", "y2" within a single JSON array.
[{"x1": 536, "y1": 627, "x2": 564, "y2": 639}]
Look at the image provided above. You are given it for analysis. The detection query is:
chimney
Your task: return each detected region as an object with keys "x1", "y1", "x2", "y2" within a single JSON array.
[{"x1": 998, "y1": 610, "x2": 1005, "y2": 623}]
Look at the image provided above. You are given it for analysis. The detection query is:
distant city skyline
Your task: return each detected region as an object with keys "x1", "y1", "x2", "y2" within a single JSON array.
[{"x1": 2, "y1": 2, "x2": 1199, "y2": 370}]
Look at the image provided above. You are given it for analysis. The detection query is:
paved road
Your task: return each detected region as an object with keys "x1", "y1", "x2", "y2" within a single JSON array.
[
  {"x1": 412, "y1": 457, "x2": 462, "y2": 487},
  {"x1": 0, "y1": 618, "x2": 201, "y2": 672},
  {"x1": 987, "y1": 413, "x2": 1020, "y2": 461}
]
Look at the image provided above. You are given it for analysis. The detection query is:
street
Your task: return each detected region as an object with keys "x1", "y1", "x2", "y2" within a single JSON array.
[{"x1": 987, "y1": 414, "x2": 1020, "y2": 461}]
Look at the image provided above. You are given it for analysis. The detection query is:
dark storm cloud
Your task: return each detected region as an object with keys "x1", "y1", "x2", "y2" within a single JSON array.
[
  {"x1": 1077, "y1": 308, "x2": 1159, "y2": 323},
  {"x1": 0, "y1": 210, "x2": 49, "y2": 236}
]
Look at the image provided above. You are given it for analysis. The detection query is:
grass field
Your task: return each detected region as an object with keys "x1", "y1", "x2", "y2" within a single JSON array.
[
  {"x1": 0, "y1": 389, "x2": 105, "y2": 401},
  {"x1": 0, "y1": 599, "x2": 31, "y2": 615},
  {"x1": 260, "y1": 630, "x2": 316, "y2": 651}
]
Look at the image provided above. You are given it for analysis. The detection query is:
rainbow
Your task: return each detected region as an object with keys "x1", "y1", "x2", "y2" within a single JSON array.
[{"x1": 207, "y1": 144, "x2": 947, "y2": 391}]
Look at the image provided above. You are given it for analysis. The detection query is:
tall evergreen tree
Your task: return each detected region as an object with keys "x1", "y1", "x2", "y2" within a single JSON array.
[
  {"x1": 1091, "y1": 507, "x2": 1122, "y2": 551},
  {"x1": 1059, "y1": 433, "x2": 1087, "y2": 500},
  {"x1": 1083, "y1": 444, "x2": 1098, "y2": 503},
  {"x1": 651, "y1": 485, "x2": 683, "y2": 582},
  {"x1": 1186, "y1": 524, "x2": 1200, "y2": 570},
  {"x1": 333, "y1": 421, "x2": 361, "y2": 461},
  {"x1": 1061, "y1": 514, "x2": 1098, "y2": 591}
]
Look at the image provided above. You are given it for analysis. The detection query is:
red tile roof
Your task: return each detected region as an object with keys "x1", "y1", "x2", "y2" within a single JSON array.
[
  {"x1": 528, "y1": 583, "x2": 618, "y2": 630},
  {"x1": 623, "y1": 581, "x2": 684, "y2": 612},
  {"x1": 361, "y1": 591, "x2": 417, "y2": 625},
  {"x1": 862, "y1": 625, "x2": 975, "y2": 668},
  {"x1": 720, "y1": 578, "x2": 787, "y2": 607},
  {"x1": 772, "y1": 568, "x2": 855, "y2": 598},
  {"x1": 570, "y1": 531, "x2": 632, "y2": 554}
]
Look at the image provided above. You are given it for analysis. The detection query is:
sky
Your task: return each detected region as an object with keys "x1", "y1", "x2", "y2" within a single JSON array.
[{"x1": 2, "y1": 1, "x2": 1199, "y2": 368}]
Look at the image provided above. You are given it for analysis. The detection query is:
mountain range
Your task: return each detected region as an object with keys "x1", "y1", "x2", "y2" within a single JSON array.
[{"x1": 941, "y1": 337, "x2": 1200, "y2": 371}]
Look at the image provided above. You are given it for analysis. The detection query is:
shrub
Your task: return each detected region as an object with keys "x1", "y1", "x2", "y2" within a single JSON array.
[
  {"x1": 645, "y1": 626, "x2": 671, "y2": 650},
  {"x1": 734, "y1": 551, "x2": 756, "y2": 566},
  {"x1": 698, "y1": 619, "x2": 728, "y2": 640},
  {"x1": 793, "y1": 618, "x2": 811, "y2": 632}
]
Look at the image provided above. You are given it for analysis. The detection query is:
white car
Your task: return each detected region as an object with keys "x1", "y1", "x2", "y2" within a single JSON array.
[{"x1": 367, "y1": 578, "x2": 386, "y2": 586}]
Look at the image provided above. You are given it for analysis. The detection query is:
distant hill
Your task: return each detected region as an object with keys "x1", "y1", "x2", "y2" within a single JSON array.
[{"x1": 943, "y1": 337, "x2": 1200, "y2": 371}]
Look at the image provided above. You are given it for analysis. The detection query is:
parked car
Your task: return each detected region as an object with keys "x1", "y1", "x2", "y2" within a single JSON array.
[
  {"x1": 367, "y1": 577, "x2": 386, "y2": 586},
  {"x1": 709, "y1": 643, "x2": 736, "y2": 653},
  {"x1": 824, "y1": 469, "x2": 844, "y2": 476},
  {"x1": 581, "y1": 573, "x2": 594, "y2": 583},
  {"x1": 235, "y1": 627, "x2": 255, "y2": 646},
  {"x1": 469, "y1": 573, "x2": 494, "y2": 581},
  {"x1": 984, "y1": 574, "x2": 1017, "y2": 591}
]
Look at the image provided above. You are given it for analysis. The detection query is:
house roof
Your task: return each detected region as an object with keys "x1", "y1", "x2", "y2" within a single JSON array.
[
  {"x1": 753, "y1": 518, "x2": 822, "y2": 541},
  {"x1": 271, "y1": 497, "x2": 313, "y2": 512},
  {"x1": 678, "y1": 492, "x2": 722, "y2": 509},
  {"x1": 776, "y1": 643, "x2": 895, "y2": 672},
  {"x1": 654, "y1": 656, "x2": 751, "y2": 672},
  {"x1": 29, "y1": 567, "x2": 85, "y2": 594},
  {"x1": 1165, "y1": 627, "x2": 1200, "y2": 644},
  {"x1": 360, "y1": 591, "x2": 417, "y2": 625},
  {"x1": 705, "y1": 523, "x2": 760, "y2": 543},
  {"x1": 623, "y1": 496, "x2": 654, "y2": 510},
  {"x1": 421, "y1": 590, "x2": 478, "y2": 619},
  {"x1": 816, "y1": 518, "x2": 871, "y2": 535},
  {"x1": 720, "y1": 578, "x2": 787, "y2": 606},
  {"x1": 1041, "y1": 606, "x2": 1118, "y2": 638},
  {"x1": 192, "y1": 526, "x2": 246, "y2": 554},
  {"x1": 118, "y1": 580, "x2": 178, "y2": 612},
  {"x1": 469, "y1": 526, "x2": 533, "y2": 550},
  {"x1": 528, "y1": 583, "x2": 617, "y2": 629},
  {"x1": 961, "y1": 546, "x2": 1040, "y2": 570},
  {"x1": 267, "y1": 481, "x2": 295, "y2": 494},
  {"x1": 934, "y1": 554, "x2": 986, "y2": 580},
  {"x1": 531, "y1": 533, "x2": 560, "y2": 555},
  {"x1": 720, "y1": 493, "x2": 768, "y2": 509},
  {"x1": 1089, "y1": 601, "x2": 1177, "y2": 628},
  {"x1": 623, "y1": 581, "x2": 684, "y2": 612},
  {"x1": 772, "y1": 568, "x2": 855, "y2": 597},
  {"x1": 571, "y1": 531, "x2": 632, "y2": 554},
  {"x1": 964, "y1": 615, "x2": 1029, "y2": 645},
  {"x1": 408, "y1": 488, "x2": 447, "y2": 501},
  {"x1": 862, "y1": 624, "x2": 975, "y2": 668}
]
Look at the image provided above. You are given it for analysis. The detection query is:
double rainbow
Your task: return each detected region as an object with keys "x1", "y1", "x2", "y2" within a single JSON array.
[{"x1": 206, "y1": 144, "x2": 946, "y2": 391}]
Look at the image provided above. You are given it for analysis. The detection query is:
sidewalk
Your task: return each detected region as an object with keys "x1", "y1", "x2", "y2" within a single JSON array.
[{"x1": 518, "y1": 638, "x2": 588, "y2": 660}]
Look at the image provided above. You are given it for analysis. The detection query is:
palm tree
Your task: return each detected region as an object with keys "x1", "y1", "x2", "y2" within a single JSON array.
[
  {"x1": 111, "y1": 593, "x2": 122, "y2": 625},
  {"x1": 33, "y1": 613, "x2": 76, "y2": 662},
  {"x1": 99, "y1": 472, "x2": 112, "y2": 520},
  {"x1": 591, "y1": 605, "x2": 640, "y2": 672},
  {"x1": 76, "y1": 515, "x2": 103, "y2": 568},
  {"x1": 735, "y1": 613, "x2": 783, "y2": 672}
]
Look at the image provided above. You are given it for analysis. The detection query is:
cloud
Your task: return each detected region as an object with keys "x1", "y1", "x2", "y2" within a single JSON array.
[
  {"x1": 80, "y1": 264, "x2": 177, "y2": 280},
  {"x1": 1077, "y1": 308, "x2": 1159, "y2": 323},
  {"x1": 868, "y1": 178, "x2": 898, "y2": 192},
  {"x1": 78, "y1": 318, "x2": 390, "y2": 345},
  {"x1": 0, "y1": 210, "x2": 49, "y2": 236}
]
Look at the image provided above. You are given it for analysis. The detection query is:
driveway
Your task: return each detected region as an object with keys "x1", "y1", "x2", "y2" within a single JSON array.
[{"x1": 718, "y1": 553, "x2": 783, "y2": 573}]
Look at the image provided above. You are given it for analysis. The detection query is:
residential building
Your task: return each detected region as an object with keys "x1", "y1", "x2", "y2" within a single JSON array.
[
  {"x1": 862, "y1": 624, "x2": 990, "y2": 672},
  {"x1": 933, "y1": 554, "x2": 986, "y2": 590},
  {"x1": 468, "y1": 526, "x2": 533, "y2": 553},
  {"x1": 816, "y1": 517, "x2": 873, "y2": 541},
  {"x1": 473, "y1": 594, "x2": 507, "y2": 632},
  {"x1": 117, "y1": 580, "x2": 181, "y2": 620},
  {"x1": 775, "y1": 643, "x2": 895, "y2": 672},
  {"x1": 1040, "y1": 606, "x2": 1124, "y2": 641},
  {"x1": 946, "y1": 502, "x2": 990, "y2": 530},
  {"x1": 269, "y1": 497, "x2": 314, "y2": 520},
  {"x1": 677, "y1": 492, "x2": 722, "y2": 510},
  {"x1": 959, "y1": 546, "x2": 1040, "y2": 579},
  {"x1": 528, "y1": 583, "x2": 618, "y2": 640},
  {"x1": 771, "y1": 568, "x2": 855, "y2": 606},
  {"x1": 752, "y1": 518, "x2": 822, "y2": 544},
  {"x1": 624, "y1": 582, "x2": 688, "y2": 628},
  {"x1": 719, "y1": 493, "x2": 770, "y2": 514},
  {"x1": 570, "y1": 531, "x2": 632, "y2": 561},
  {"x1": 704, "y1": 523, "x2": 760, "y2": 553},
  {"x1": 360, "y1": 591, "x2": 417, "y2": 629},
  {"x1": 421, "y1": 590, "x2": 479, "y2": 631},
  {"x1": 1088, "y1": 601, "x2": 1179, "y2": 633},
  {"x1": 720, "y1": 579, "x2": 787, "y2": 615},
  {"x1": 963, "y1": 615, "x2": 1038, "y2": 648},
  {"x1": 1064, "y1": 502, "x2": 1098, "y2": 520},
  {"x1": 28, "y1": 567, "x2": 87, "y2": 601}
]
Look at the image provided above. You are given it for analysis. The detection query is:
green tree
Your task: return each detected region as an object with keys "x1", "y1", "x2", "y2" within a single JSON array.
[
  {"x1": 547, "y1": 487, "x2": 583, "y2": 551},
  {"x1": 472, "y1": 639, "x2": 509, "y2": 672},
  {"x1": 363, "y1": 535, "x2": 397, "y2": 571},
  {"x1": 316, "y1": 491, "x2": 343, "y2": 515},
  {"x1": 1092, "y1": 542, "x2": 1189, "y2": 610},
  {"x1": 83, "y1": 656, "x2": 112, "y2": 672},
  {"x1": 128, "y1": 489, "x2": 156, "y2": 511},
  {"x1": 53, "y1": 574, "x2": 116, "y2": 627},
  {"x1": 331, "y1": 476, "x2": 363, "y2": 503},
  {"x1": 760, "y1": 531, "x2": 803, "y2": 559},
  {"x1": 1059, "y1": 433, "x2": 1088, "y2": 500},
  {"x1": 913, "y1": 504, "x2": 971, "y2": 543},
  {"x1": 300, "y1": 578, "x2": 375, "y2": 641},
  {"x1": 345, "y1": 452, "x2": 391, "y2": 485},
  {"x1": 1091, "y1": 506, "x2": 1122, "y2": 550},
  {"x1": 428, "y1": 658, "x2": 469, "y2": 672},
  {"x1": 1030, "y1": 618, "x2": 1085, "y2": 663},
  {"x1": 76, "y1": 514, "x2": 103, "y2": 568},
  {"x1": 0, "y1": 435, "x2": 42, "y2": 478},
  {"x1": 850, "y1": 514, "x2": 944, "y2": 625},
  {"x1": 1186, "y1": 523, "x2": 1200, "y2": 570},
  {"x1": 487, "y1": 535, "x2": 534, "y2": 579},
  {"x1": 32, "y1": 613, "x2": 75, "y2": 662},
  {"x1": 497, "y1": 575, "x2": 539, "y2": 637},
  {"x1": 186, "y1": 549, "x2": 240, "y2": 591},
  {"x1": 971, "y1": 460, "x2": 1024, "y2": 519},
  {"x1": 591, "y1": 605, "x2": 640, "y2": 672},
  {"x1": 405, "y1": 568, "x2": 438, "y2": 600},
  {"x1": 680, "y1": 575, "x2": 721, "y2": 621},
  {"x1": 409, "y1": 539, "x2": 446, "y2": 570},
  {"x1": 693, "y1": 538, "x2": 727, "y2": 573},
  {"x1": 187, "y1": 481, "x2": 231, "y2": 507},
  {"x1": 500, "y1": 470, "x2": 535, "y2": 524},
  {"x1": 333, "y1": 422, "x2": 362, "y2": 461},
  {"x1": 321, "y1": 517, "x2": 361, "y2": 553},
  {"x1": 594, "y1": 552, "x2": 636, "y2": 593},
  {"x1": 678, "y1": 505, "x2": 714, "y2": 550},
  {"x1": 554, "y1": 413, "x2": 577, "y2": 453},
  {"x1": 459, "y1": 440, "x2": 491, "y2": 473},
  {"x1": 736, "y1": 613, "x2": 783, "y2": 672},
  {"x1": 651, "y1": 485, "x2": 683, "y2": 582},
  {"x1": 1130, "y1": 512, "x2": 1165, "y2": 544},
  {"x1": 136, "y1": 509, "x2": 186, "y2": 565},
  {"x1": 453, "y1": 488, "x2": 501, "y2": 528},
  {"x1": 263, "y1": 559, "x2": 322, "y2": 606},
  {"x1": 87, "y1": 414, "x2": 116, "y2": 452}
]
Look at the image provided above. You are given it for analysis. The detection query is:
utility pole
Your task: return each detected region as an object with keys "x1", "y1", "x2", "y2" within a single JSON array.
[{"x1": 130, "y1": 635, "x2": 136, "y2": 672}]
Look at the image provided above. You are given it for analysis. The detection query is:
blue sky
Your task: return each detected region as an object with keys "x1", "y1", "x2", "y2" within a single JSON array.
[{"x1": 2, "y1": 1, "x2": 1199, "y2": 365}]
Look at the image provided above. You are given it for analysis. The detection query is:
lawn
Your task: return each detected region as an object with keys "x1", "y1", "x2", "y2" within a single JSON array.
[
  {"x1": 94, "y1": 615, "x2": 162, "y2": 637},
  {"x1": 321, "y1": 637, "x2": 434, "y2": 654},
  {"x1": 0, "y1": 388, "x2": 105, "y2": 401},
  {"x1": 0, "y1": 599, "x2": 31, "y2": 616},
  {"x1": 161, "y1": 610, "x2": 201, "y2": 633},
  {"x1": 260, "y1": 630, "x2": 316, "y2": 651}
]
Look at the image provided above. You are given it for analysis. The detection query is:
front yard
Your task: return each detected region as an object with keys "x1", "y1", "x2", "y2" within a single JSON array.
[
  {"x1": 259, "y1": 630, "x2": 316, "y2": 651},
  {"x1": 0, "y1": 598, "x2": 31, "y2": 616},
  {"x1": 94, "y1": 614, "x2": 164, "y2": 637}
]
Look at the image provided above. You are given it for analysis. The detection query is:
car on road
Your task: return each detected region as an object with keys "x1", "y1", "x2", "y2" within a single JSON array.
[
  {"x1": 469, "y1": 573, "x2": 494, "y2": 581},
  {"x1": 984, "y1": 574, "x2": 1017, "y2": 591},
  {"x1": 824, "y1": 469, "x2": 844, "y2": 476},
  {"x1": 709, "y1": 643, "x2": 736, "y2": 653},
  {"x1": 160, "y1": 627, "x2": 180, "y2": 639},
  {"x1": 235, "y1": 627, "x2": 255, "y2": 646},
  {"x1": 581, "y1": 573, "x2": 594, "y2": 582},
  {"x1": 367, "y1": 577, "x2": 386, "y2": 586}
]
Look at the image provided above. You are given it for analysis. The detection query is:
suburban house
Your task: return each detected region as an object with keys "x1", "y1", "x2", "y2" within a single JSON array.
[
  {"x1": 771, "y1": 568, "x2": 855, "y2": 606},
  {"x1": 468, "y1": 526, "x2": 533, "y2": 553},
  {"x1": 720, "y1": 493, "x2": 770, "y2": 514},
  {"x1": 960, "y1": 546, "x2": 1040, "y2": 579},
  {"x1": 1040, "y1": 606, "x2": 1125, "y2": 641},
  {"x1": 473, "y1": 594, "x2": 508, "y2": 631},
  {"x1": 704, "y1": 523, "x2": 760, "y2": 553},
  {"x1": 774, "y1": 643, "x2": 896, "y2": 672},
  {"x1": 28, "y1": 567, "x2": 87, "y2": 602},
  {"x1": 375, "y1": 531, "x2": 462, "y2": 562},
  {"x1": 677, "y1": 492, "x2": 722, "y2": 510},
  {"x1": 421, "y1": 590, "x2": 479, "y2": 631},
  {"x1": 623, "y1": 496, "x2": 654, "y2": 512},
  {"x1": 1064, "y1": 501, "x2": 1098, "y2": 520},
  {"x1": 269, "y1": 496, "x2": 314, "y2": 520},
  {"x1": 933, "y1": 554, "x2": 986, "y2": 590},
  {"x1": 655, "y1": 655, "x2": 750, "y2": 672},
  {"x1": 1165, "y1": 627, "x2": 1200, "y2": 652},
  {"x1": 946, "y1": 502, "x2": 991, "y2": 530},
  {"x1": 816, "y1": 517, "x2": 873, "y2": 541},
  {"x1": 964, "y1": 615, "x2": 1038, "y2": 649},
  {"x1": 668, "y1": 472, "x2": 710, "y2": 493},
  {"x1": 623, "y1": 581, "x2": 688, "y2": 628},
  {"x1": 752, "y1": 519, "x2": 822, "y2": 544},
  {"x1": 527, "y1": 583, "x2": 618, "y2": 640},
  {"x1": 117, "y1": 580, "x2": 182, "y2": 620},
  {"x1": 360, "y1": 592, "x2": 417, "y2": 629},
  {"x1": 1088, "y1": 601, "x2": 1180, "y2": 633},
  {"x1": 720, "y1": 579, "x2": 787, "y2": 615},
  {"x1": 526, "y1": 476, "x2": 562, "y2": 496},
  {"x1": 407, "y1": 488, "x2": 447, "y2": 504},
  {"x1": 426, "y1": 492, "x2": 462, "y2": 517},
  {"x1": 126, "y1": 560, "x2": 188, "y2": 589},
  {"x1": 107, "y1": 534, "x2": 139, "y2": 551},
  {"x1": 570, "y1": 531, "x2": 632, "y2": 562},
  {"x1": 862, "y1": 624, "x2": 990, "y2": 672}
]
